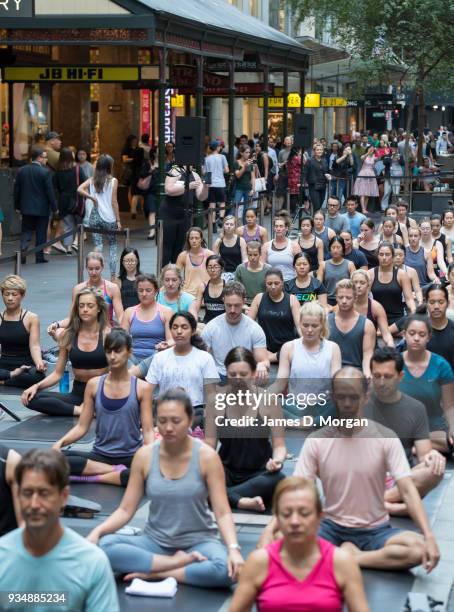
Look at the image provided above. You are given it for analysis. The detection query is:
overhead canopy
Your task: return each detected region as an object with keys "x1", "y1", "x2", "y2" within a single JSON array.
[
  {"x1": 0, "y1": 0, "x2": 310, "y2": 70},
  {"x1": 138, "y1": 0, "x2": 308, "y2": 52}
]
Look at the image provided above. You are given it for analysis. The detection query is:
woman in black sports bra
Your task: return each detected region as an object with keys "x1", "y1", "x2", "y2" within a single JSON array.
[
  {"x1": 0, "y1": 275, "x2": 46, "y2": 389},
  {"x1": 22, "y1": 288, "x2": 110, "y2": 417}
]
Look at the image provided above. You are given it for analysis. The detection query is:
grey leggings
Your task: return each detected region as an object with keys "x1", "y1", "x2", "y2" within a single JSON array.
[
  {"x1": 88, "y1": 207, "x2": 118, "y2": 277},
  {"x1": 100, "y1": 533, "x2": 231, "y2": 588}
]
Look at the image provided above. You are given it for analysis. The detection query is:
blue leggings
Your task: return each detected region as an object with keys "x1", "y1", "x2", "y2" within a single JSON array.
[{"x1": 100, "y1": 533, "x2": 231, "y2": 588}]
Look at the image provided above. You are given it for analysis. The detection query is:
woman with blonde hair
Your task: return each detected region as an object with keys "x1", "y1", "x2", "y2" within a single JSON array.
[
  {"x1": 22, "y1": 288, "x2": 110, "y2": 416},
  {"x1": 157, "y1": 263, "x2": 197, "y2": 315},
  {"x1": 230, "y1": 476, "x2": 369, "y2": 612},
  {"x1": 214, "y1": 215, "x2": 247, "y2": 282},
  {"x1": 176, "y1": 227, "x2": 213, "y2": 297},
  {"x1": 0, "y1": 275, "x2": 46, "y2": 388},
  {"x1": 274, "y1": 301, "x2": 341, "y2": 423}
]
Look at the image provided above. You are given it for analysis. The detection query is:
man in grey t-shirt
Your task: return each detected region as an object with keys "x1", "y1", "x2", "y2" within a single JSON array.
[
  {"x1": 325, "y1": 197, "x2": 349, "y2": 234},
  {"x1": 201, "y1": 282, "x2": 269, "y2": 380},
  {"x1": 366, "y1": 347, "x2": 446, "y2": 515}
]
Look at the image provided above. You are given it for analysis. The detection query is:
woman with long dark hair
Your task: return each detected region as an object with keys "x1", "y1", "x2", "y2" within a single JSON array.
[
  {"x1": 54, "y1": 147, "x2": 86, "y2": 254},
  {"x1": 53, "y1": 328, "x2": 153, "y2": 487},
  {"x1": 205, "y1": 347, "x2": 286, "y2": 512},
  {"x1": 78, "y1": 154, "x2": 121, "y2": 280},
  {"x1": 117, "y1": 248, "x2": 142, "y2": 310},
  {"x1": 145, "y1": 311, "x2": 218, "y2": 426},
  {"x1": 90, "y1": 388, "x2": 243, "y2": 587}
]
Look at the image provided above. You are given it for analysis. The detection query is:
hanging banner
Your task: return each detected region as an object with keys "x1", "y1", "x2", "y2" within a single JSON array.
[
  {"x1": 164, "y1": 88, "x2": 175, "y2": 143},
  {"x1": 140, "y1": 90, "x2": 151, "y2": 137}
]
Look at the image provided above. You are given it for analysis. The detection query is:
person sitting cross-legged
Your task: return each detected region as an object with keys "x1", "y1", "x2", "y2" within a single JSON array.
[
  {"x1": 88, "y1": 388, "x2": 244, "y2": 588},
  {"x1": 259, "y1": 367, "x2": 440, "y2": 573},
  {"x1": 205, "y1": 347, "x2": 286, "y2": 512},
  {"x1": 365, "y1": 346, "x2": 446, "y2": 516},
  {"x1": 53, "y1": 329, "x2": 153, "y2": 487}
]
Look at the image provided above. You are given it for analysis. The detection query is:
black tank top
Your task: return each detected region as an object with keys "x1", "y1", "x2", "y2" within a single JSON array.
[
  {"x1": 219, "y1": 415, "x2": 272, "y2": 476},
  {"x1": 298, "y1": 236, "x2": 319, "y2": 271},
  {"x1": 257, "y1": 292, "x2": 297, "y2": 353},
  {"x1": 0, "y1": 310, "x2": 33, "y2": 365},
  {"x1": 359, "y1": 245, "x2": 379, "y2": 269},
  {"x1": 203, "y1": 280, "x2": 225, "y2": 324},
  {"x1": 370, "y1": 267, "x2": 404, "y2": 324},
  {"x1": 328, "y1": 313, "x2": 366, "y2": 369},
  {"x1": 120, "y1": 277, "x2": 140, "y2": 310},
  {"x1": 219, "y1": 236, "x2": 242, "y2": 272},
  {"x1": 69, "y1": 331, "x2": 108, "y2": 370},
  {"x1": 0, "y1": 445, "x2": 17, "y2": 536}
]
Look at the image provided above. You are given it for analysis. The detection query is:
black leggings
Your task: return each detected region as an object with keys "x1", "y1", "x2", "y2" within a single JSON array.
[
  {"x1": 0, "y1": 356, "x2": 45, "y2": 389},
  {"x1": 64, "y1": 450, "x2": 133, "y2": 487},
  {"x1": 308, "y1": 186, "x2": 326, "y2": 212},
  {"x1": 27, "y1": 380, "x2": 86, "y2": 416},
  {"x1": 160, "y1": 206, "x2": 188, "y2": 266},
  {"x1": 224, "y1": 466, "x2": 285, "y2": 508}
]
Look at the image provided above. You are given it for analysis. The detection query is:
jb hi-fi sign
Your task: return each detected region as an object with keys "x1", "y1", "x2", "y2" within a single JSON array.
[{"x1": 0, "y1": 0, "x2": 33, "y2": 17}]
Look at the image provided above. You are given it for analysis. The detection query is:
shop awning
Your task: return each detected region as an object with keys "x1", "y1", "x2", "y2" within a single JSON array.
[
  {"x1": 136, "y1": 0, "x2": 311, "y2": 65},
  {"x1": 296, "y1": 36, "x2": 349, "y2": 65}
]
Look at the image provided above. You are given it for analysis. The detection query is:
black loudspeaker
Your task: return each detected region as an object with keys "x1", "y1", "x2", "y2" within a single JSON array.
[
  {"x1": 411, "y1": 192, "x2": 453, "y2": 214},
  {"x1": 293, "y1": 113, "x2": 314, "y2": 150},
  {"x1": 175, "y1": 116, "x2": 206, "y2": 166}
]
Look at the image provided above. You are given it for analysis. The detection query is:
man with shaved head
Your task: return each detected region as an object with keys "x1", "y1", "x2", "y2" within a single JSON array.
[{"x1": 260, "y1": 367, "x2": 440, "y2": 574}]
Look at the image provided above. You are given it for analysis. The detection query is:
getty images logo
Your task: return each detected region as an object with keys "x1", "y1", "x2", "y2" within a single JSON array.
[{"x1": 0, "y1": 1, "x2": 23, "y2": 10}]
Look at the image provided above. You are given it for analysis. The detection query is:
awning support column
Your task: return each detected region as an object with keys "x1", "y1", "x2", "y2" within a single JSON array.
[
  {"x1": 196, "y1": 56, "x2": 204, "y2": 118},
  {"x1": 228, "y1": 59, "x2": 235, "y2": 169},
  {"x1": 282, "y1": 67, "x2": 289, "y2": 139},
  {"x1": 262, "y1": 65, "x2": 269, "y2": 151},
  {"x1": 158, "y1": 48, "x2": 168, "y2": 212}
]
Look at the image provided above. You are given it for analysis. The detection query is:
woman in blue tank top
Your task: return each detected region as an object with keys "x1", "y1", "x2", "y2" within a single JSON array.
[
  {"x1": 54, "y1": 329, "x2": 153, "y2": 486},
  {"x1": 121, "y1": 273, "x2": 173, "y2": 373},
  {"x1": 90, "y1": 389, "x2": 244, "y2": 587}
]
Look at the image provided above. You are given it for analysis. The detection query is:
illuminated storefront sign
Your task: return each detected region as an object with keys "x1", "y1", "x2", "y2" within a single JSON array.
[{"x1": 2, "y1": 66, "x2": 140, "y2": 82}]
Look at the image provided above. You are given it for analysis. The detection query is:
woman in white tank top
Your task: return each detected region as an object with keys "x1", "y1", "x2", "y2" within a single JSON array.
[
  {"x1": 261, "y1": 214, "x2": 300, "y2": 282},
  {"x1": 78, "y1": 154, "x2": 121, "y2": 281},
  {"x1": 275, "y1": 302, "x2": 342, "y2": 425}
]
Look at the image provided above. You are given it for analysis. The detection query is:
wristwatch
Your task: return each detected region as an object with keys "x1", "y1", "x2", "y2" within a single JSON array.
[{"x1": 228, "y1": 543, "x2": 241, "y2": 550}]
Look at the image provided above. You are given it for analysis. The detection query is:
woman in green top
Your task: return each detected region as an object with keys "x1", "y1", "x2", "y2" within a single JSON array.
[{"x1": 233, "y1": 144, "x2": 256, "y2": 223}]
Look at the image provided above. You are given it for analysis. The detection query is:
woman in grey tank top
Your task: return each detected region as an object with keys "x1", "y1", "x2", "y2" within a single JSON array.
[
  {"x1": 317, "y1": 235, "x2": 355, "y2": 306},
  {"x1": 54, "y1": 329, "x2": 153, "y2": 487},
  {"x1": 90, "y1": 388, "x2": 244, "y2": 587}
]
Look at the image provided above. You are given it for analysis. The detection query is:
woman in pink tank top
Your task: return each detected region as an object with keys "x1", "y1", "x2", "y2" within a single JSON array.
[
  {"x1": 230, "y1": 476, "x2": 369, "y2": 612},
  {"x1": 176, "y1": 227, "x2": 213, "y2": 297}
]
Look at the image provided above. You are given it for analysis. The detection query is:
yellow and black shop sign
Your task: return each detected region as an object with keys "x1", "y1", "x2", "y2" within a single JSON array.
[{"x1": 2, "y1": 66, "x2": 140, "y2": 82}]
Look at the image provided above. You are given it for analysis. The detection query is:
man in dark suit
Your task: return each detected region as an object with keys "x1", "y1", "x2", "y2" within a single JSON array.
[{"x1": 14, "y1": 145, "x2": 58, "y2": 264}]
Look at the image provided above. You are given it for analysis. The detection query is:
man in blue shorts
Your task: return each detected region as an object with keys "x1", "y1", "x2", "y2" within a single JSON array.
[{"x1": 260, "y1": 367, "x2": 440, "y2": 572}]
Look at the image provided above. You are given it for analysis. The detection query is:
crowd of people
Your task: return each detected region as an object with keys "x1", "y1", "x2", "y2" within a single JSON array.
[{"x1": 1, "y1": 126, "x2": 454, "y2": 611}]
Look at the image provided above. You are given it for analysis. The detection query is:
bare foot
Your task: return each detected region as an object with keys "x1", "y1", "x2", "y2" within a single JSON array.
[
  {"x1": 172, "y1": 550, "x2": 207, "y2": 567},
  {"x1": 237, "y1": 496, "x2": 266, "y2": 512},
  {"x1": 340, "y1": 541, "x2": 361, "y2": 557},
  {"x1": 10, "y1": 365, "x2": 32, "y2": 378}
]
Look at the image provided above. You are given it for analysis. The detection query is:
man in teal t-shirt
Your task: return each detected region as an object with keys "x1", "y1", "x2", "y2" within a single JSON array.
[{"x1": 0, "y1": 449, "x2": 119, "y2": 612}]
